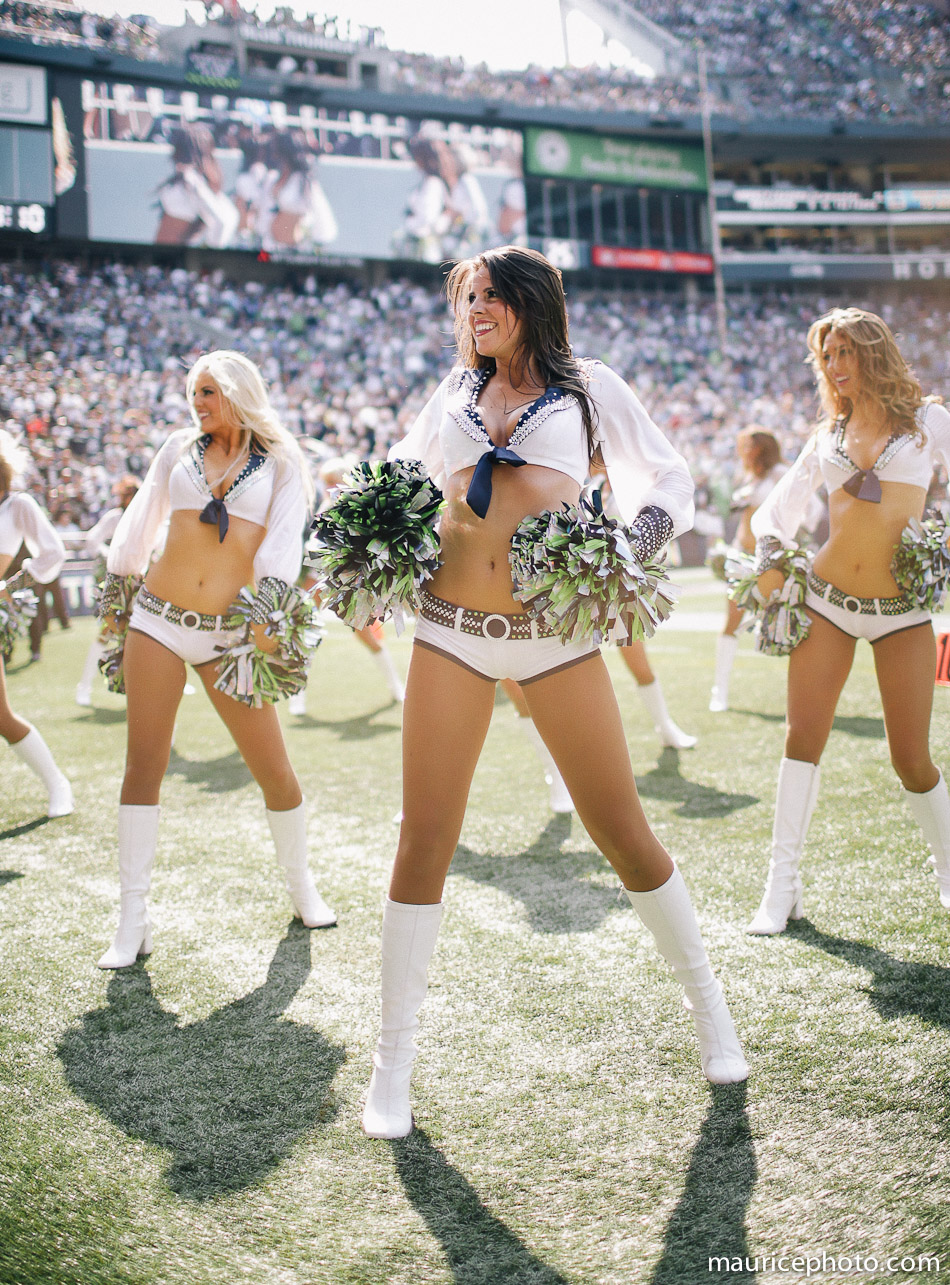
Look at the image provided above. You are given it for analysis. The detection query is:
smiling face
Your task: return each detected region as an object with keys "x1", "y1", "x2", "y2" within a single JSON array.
[
  {"x1": 466, "y1": 266, "x2": 524, "y2": 366},
  {"x1": 192, "y1": 373, "x2": 228, "y2": 435},
  {"x1": 821, "y1": 328, "x2": 861, "y2": 405}
]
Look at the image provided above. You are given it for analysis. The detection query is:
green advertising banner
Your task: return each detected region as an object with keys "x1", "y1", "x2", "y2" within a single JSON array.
[{"x1": 524, "y1": 126, "x2": 707, "y2": 192}]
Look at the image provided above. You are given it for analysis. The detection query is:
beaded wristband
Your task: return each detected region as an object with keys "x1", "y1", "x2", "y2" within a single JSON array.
[
  {"x1": 630, "y1": 505, "x2": 674, "y2": 562},
  {"x1": 250, "y1": 576, "x2": 291, "y2": 625},
  {"x1": 753, "y1": 535, "x2": 786, "y2": 576}
]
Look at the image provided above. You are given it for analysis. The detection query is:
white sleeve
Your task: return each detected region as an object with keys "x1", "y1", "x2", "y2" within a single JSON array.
[
  {"x1": 252, "y1": 458, "x2": 308, "y2": 588},
  {"x1": 11, "y1": 494, "x2": 66, "y2": 584},
  {"x1": 106, "y1": 432, "x2": 184, "y2": 577},
  {"x1": 83, "y1": 508, "x2": 122, "y2": 557},
  {"x1": 921, "y1": 401, "x2": 950, "y2": 481},
  {"x1": 589, "y1": 363, "x2": 695, "y2": 536},
  {"x1": 750, "y1": 437, "x2": 823, "y2": 548},
  {"x1": 387, "y1": 375, "x2": 452, "y2": 490}
]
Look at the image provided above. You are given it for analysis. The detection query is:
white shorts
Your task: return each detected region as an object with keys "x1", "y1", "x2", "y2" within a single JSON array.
[
  {"x1": 805, "y1": 572, "x2": 932, "y2": 644},
  {"x1": 413, "y1": 593, "x2": 599, "y2": 683},
  {"x1": 129, "y1": 592, "x2": 239, "y2": 667}
]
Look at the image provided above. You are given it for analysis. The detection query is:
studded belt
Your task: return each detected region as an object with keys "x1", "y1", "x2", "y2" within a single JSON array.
[
  {"x1": 136, "y1": 586, "x2": 236, "y2": 632},
  {"x1": 806, "y1": 571, "x2": 911, "y2": 618},
  {"x1": 419, "y1": 591, "x2": 555, "y2": 641}
]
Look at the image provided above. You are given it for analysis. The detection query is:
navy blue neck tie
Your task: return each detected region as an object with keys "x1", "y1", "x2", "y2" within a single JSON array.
[{"x1": 465, "y1": 445, "x2": 527, "y2": 519}]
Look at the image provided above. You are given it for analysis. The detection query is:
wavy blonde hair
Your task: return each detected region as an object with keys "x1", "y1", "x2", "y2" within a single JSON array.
[
  {"x1": 805, "y1": 307, "x2": 935, "y2": 440},
  {"x1": 0, "y1": 429, "x2": 29, "y2": 495},
  {"x1": 185, "y1": 351, "x2": 313, "y2": 503}
]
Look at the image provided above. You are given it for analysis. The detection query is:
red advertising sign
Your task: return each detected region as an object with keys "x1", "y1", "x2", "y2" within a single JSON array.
[{"x1": 591, "y1": 245, "x2": 714, "y2": 274}]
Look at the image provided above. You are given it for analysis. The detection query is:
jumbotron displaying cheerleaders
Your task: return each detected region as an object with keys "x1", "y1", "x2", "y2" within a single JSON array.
[
  {"x1": 748, "y1": 307, "x2": 950, "y2": 934},
  {"x1": 0, "y1": 432, "x2": 73, "y2": 817},
  {"x1": 97, "y1": 350, "x2": 335, "y2": 970},
  {"x1": 354, "y1": 246, "x2": 747, "y2": 1140}
]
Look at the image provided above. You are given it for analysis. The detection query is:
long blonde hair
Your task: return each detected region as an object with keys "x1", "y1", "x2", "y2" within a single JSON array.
[
  {"x1": 0, "y1": 429, "x2": 29, "y2": 495},
  {"x1": 184, "y1": 351, "x2": 313, "y2": 503},
  {"x1": 805, "y1": 307, "x2": 933, "y2": 439}
]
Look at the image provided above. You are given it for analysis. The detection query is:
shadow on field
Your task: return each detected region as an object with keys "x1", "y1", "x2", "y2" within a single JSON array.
[
  {"x1": 454, "y1": 815, "x2": 621, "y2": 933},
  {"x1": 392, "y1": 1129, "x2": 569, "y2": 1284},
  {"x1": 165, "y1": 746, "x2": 253, "y2": 793},
  {"x1": 0, "y1": 870, "x2": 25, "y2": 886},
  {"x1": 57, "y1": 921, "x2": 344, "y2": 1199},
  {"x1": 291, "y1": 702, "x2": 401, "y2": 741},
  {"x1": 730, "y1": 707, "x2": 885, "y2": 742},
  {"x1": 74, "y1": 706, "x2": 127, "y2": 726},
  {"x1": 0, "y1": 817, "x2": 49, "y2": 841},
  {"x1": 649, "y1": 1083, "x2": 757, "y2": 1285},
  {"x1": 636, "y1": 749, "x2": 758, "y2": 819},
  {"x1": 792, "y1": 923, "x2": 950, "y2": 1031}
]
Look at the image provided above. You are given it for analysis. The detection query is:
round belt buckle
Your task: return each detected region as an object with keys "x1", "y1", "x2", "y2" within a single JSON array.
[
  {"x1": 179, "y1": 609, "x2": 202, "y2": 630},
  {"x1": 842, "y1": 595, "x2": 861, "y2": 614},
  {"x1": 481, "y1": 613, "x2": 511, "y2": 640}
]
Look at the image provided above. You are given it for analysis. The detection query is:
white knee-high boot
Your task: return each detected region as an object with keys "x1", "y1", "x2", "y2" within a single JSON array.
[
  {"x1": 10, "y1": 726, "x2": 73, "y2": 817},
  {"x1": 363, "y1": 898, "x2": 444, "y2": 1138},
  {"x1": 514, "y1": 715, "x2": 573, "y2": 813},
  {"x1": 266, "y1": 803, "x2": 337, "y2": 928},
  {"x1": 709, "y1": 634, "x2": 739, "y2": 712},
  {"x1": 747, "y1": 757, "x2": 820, "y2": 935},
  {"x1": 98, "y1": 804, "x2": 160, "y2": 969},
  {"x1": 637, "y1": 678, "x2": 697, "y2": 750},
  {"x1": 372, "y1": 647, "x2": 405, "y2": 702},
  {"x1": 625, "y1": 867, "x2": 748, "y2": 1084},
  {"x1": 903, "y1": 772, "x2": 950, "y2": 910},
  {"x1": 76, "y1": 639, "x2": 106, "y2": 705}
]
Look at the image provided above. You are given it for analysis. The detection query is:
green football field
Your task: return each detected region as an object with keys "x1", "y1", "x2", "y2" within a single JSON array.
[{"x1": 2, "y1": 569, "x2": 948, "y2": 1285}]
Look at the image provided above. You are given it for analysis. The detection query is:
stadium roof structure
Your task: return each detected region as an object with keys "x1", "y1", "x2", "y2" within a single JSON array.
[{"x1": 558, "y1": 0, "x2": 689, "y2": 76}]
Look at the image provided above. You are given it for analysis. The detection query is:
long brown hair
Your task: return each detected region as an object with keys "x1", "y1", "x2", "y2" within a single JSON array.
[
  {"x1": 445, "y1": 245, "x2": 597, "y2": 457},
  {"x1": 805, "y1": 307, "x2": 931, "y2": 439}
]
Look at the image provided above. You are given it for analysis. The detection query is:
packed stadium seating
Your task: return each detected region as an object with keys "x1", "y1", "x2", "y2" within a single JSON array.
[{"x1": 2, "y1": 259, "x2": 947, "y2": 537}]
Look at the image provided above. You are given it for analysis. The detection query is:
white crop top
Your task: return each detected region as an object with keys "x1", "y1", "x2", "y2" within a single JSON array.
[
  {"x1": 731, "y1": 464, "x2": 786, "y2": 513},
  {"x1": 0, "y1": 492, "x2": 65, "y2": 584},
  {"x1": 389, "y1": 361, "x2": 695, "y2": 535},
  {"x1": 752, "y1": 400, "x2": 950, "y2": 548},
  {"x1": 107, "y1": 428, "x2": 307, "y2": 586}
]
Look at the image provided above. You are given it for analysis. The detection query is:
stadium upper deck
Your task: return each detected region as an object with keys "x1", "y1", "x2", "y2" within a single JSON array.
[{"x1": 0, "y1": 0, "x2": 948, "y2": 287}]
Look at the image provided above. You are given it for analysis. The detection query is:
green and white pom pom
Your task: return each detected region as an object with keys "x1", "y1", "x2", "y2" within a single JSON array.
[
  {"x1": 0, "y1": 586, "x2": 38, "y2": 656},
  {"x1": 306, "y1": 458, "x2": 443, "y2": 633},
  {"x1": 891, "y1": 515, "x2": 950, "y2": 613},
  {"x1": 726, "y1": 544, "x2": 812, "y2": 656},
  {"x1": 96, "y1": 573, "x2": 143, "y2": 694},
  {"x1": 705, "y1": 539, "x2": 736, "y2": 583},
  {"x1": 508, "y1": 494, "x2": 679, "y2": 646},
  {"x1": 214, "y1": 583, "x2": 324, "y2": 709}
]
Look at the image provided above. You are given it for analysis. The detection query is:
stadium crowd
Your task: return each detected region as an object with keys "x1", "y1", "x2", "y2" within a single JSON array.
[
  {"x1": 0, "y1": 0, "x2": 159, "y2": 57},
  {"x1": 1, "y1": 0, "x2": 948, "y2": 124},
  {"x1": 2, "y1": 258, "x2": 948, "y2": 542}
]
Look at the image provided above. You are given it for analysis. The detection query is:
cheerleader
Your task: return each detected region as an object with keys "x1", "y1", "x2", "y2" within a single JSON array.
[
  {"x1": 748, "y1": 308, "x2": 950, "y2": 934},
  {"x1": 709, "y1": 428, "x2": 785, "y2": 712},
  {"x1": 97, "y1": 351, "x2": 334, "y2": 970},
  {"x1": 0, "y1": 432, "x2": 73, "y2": 818},
  {"x1": 360, "y1": 246, "x2": 747, "y2": 1139}
]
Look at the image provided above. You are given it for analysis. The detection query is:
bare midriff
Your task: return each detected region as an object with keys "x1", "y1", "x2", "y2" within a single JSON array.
[
  {"x1": 812, "y1": 480, "x2": 927, "y2": 597},
  {"x1": 143, "y1": 510, "x2": 265, "y2": 613},
  {"x1": 431, "y1": 463, "x2": 581, "y2": 613}
]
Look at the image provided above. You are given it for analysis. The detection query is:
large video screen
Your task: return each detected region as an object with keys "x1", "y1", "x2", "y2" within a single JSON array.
[{"x1": 80, "y1": 80, "x2": 526, "y2": 260}]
